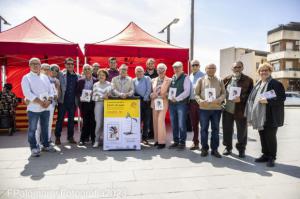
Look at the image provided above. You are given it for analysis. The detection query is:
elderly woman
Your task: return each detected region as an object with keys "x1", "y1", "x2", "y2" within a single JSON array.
[
  {"x1": 245, "y1": 62, "x2": 286, "y2": 167},
  {"x1": 76, "y1": 64, "x2": 97, "y2": 146},
  {"x1": 92, "y1": 69, "x2": 111, "y2": 148},
  {"x1": 150, "y1": 63, "x2": 171, "y2": 149}
]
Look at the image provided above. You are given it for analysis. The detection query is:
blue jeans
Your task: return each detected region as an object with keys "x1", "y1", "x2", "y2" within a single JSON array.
[
  {"x1": 27, "y1": 111, "x2": 50, "y2": 150},
  {"x1": 199, "y1": 109, "x2": 222, "y2": 151},
  {"x1": 55, "y1": 103, "x2": 76, "y2": 139},
  {"x1": 169, "y1": 103, "x2": 188, "y2": 144}
]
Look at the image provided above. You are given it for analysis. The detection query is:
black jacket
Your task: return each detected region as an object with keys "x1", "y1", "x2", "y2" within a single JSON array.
[{"x1": 265, "y1": 79, "x2": 286, "y2": 128}]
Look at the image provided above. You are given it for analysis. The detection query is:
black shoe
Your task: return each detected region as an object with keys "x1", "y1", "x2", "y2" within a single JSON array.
[
  {"x1": 157, "y1": 144, "x2": 166, "y2": 149},
  {"x1": 200, "y1": 149, "x2": 208, "y2": 157},
  {"x1": 168, "y1": 143, "x2": 179, "y2": 149},
  {"x1": 68, "y1": 138, "x2": 77, "y2": 144},
  {"x1": 238, "y1": 150, "x2": 245, "y2": 158},
  {"x1": 255, "y1": 155, "x2": 269, "y2": 163},
  {"x1": 211, "y1": 150, "x2": 222, "y2": 158},
  {"x1": 178, "y1": 143, "x2": 186, "y2": 150},
  {"x1": 266, "y1": 158, "x2": 275, "y2": 167},
  {"x1": 153, "y1": 142, "x2": 158, "y2": 146},
  {"x1": 222, "y1": 148, "x2": 232, "y2": 156},
  {"x1": 189, "y1": 143, "x2": 199, "y2": 150}
]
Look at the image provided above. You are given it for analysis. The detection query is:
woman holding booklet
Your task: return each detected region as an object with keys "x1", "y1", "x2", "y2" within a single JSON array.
[
  {"x1": 245, "y1": 62, "x2": 286, "y2": 167},
  {"x1": 150, "y1": 63, "x2": 171, "y2": 149},
  {"x1": 92, "y1": 69, "x2": 111, "y2": 148}
]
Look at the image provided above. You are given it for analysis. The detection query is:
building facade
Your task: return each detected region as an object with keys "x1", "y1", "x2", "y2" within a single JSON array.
[
  {"x1": 220, "y1": 47, "x2": 268, "y2": 82},
  {"x1": 267, "y1": 22, "x2": 300, "y2": 91}
]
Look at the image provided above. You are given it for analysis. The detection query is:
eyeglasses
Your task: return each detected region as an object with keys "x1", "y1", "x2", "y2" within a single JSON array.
[
  {"x1": 207, "y1": 68, "x2": 216, "y2": 70},
  {"x1": 233, "y1": 66, "x2": 242, "y2": 69},
  {"x1": 66, "y1": 63, "x2": 74, "y2": 66},
  {"x1": 192, "y1": 64, "x2": 199, "y2": 67}
]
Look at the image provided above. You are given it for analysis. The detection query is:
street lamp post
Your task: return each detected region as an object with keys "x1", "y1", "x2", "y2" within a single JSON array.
[
  {"x1": 0, "y1": 16, "x2": 11, "y2": 32},
  {"x1": 158, "y1": 18, "x2": 179, "y2": 44}
]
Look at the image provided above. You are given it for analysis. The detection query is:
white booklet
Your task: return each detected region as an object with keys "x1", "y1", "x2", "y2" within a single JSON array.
[
  {"x1": 80, "y1": 89, "x2": 92, "y2": 102},
  {"x1": 154, "y1": 98, "x2": 164, "y2": 110},
  {"x1": 228, "y1": 87, "x2": 241, "y2": 100},
  {"x1": 39, "y1": 92, "x2": 49, "y2": 102},
  {"x1": 260, "y1": 89, "x2": 277, "y2": 99},
  {"x1": 168, "y1": 88, "x2": 177, "y2": 100},
  {"x1": 205, "y1": 88, "x2": 216, "y2": 102}
]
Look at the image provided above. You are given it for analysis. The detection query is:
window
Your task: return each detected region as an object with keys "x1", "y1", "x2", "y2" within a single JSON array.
[
  {"x1": 286, "y1": 61, "x2": 293, "y2": 70},
  {"x1": 286, "y1": 42, "x2": 293, "y2": 50},
  {"x1": 272, "y1": 62, "x2": 280, "y2": 71},
  {"x1": 271, "y1": 43, "x2": 280, "y2": 52}
]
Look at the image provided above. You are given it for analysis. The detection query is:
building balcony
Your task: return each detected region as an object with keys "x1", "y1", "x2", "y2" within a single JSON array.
[
  {"x1": 272, "y1": 70, "x2": 300, "y2": 79},
  {"x1": 267, "y1": 51, "x2": 300, "y2": 61}
]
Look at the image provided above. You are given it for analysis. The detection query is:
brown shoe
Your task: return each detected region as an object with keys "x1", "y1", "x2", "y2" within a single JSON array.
[
  {"x1": 68, "y1": 138, "x2": 77, "y2": 144},
  {"x1": 189, "y1": 143, "x2": 199, "y2": 150},
  {"x1": 55, "y1": 138, "x2": 61, "y2": 145}
]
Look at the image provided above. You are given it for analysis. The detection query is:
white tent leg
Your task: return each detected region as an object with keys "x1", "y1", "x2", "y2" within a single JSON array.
[
  {"x1": 1, "y1": 65, "x2": 6, "y2": 89},
  {"x1": 76, "y1": 56, "x2": 81, "y2": 134}
]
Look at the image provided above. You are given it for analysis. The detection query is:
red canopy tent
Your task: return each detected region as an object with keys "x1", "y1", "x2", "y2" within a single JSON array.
[
  {"x1": 85, "y1": 22, "x2": 189, "y2": 77},
  {"x1": 0, "y1": 16, "x2": 83, "y2": 97}
]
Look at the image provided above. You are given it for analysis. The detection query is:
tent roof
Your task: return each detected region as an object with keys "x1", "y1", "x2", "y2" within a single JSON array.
[
  {"x1": 0, "y1": 16, "x2": 82, "y2": 56},
  {"x1": 92, "y1": 22, "x2": 183, "y2": 48},
  {"x1": 85, "y1": 22, "x2": 188, "y2": 58}
]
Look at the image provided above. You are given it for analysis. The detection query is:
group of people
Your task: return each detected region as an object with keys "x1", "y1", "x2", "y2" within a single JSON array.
[{"x1": 20, "y1": 56, "x2": 286, "y2": 167}]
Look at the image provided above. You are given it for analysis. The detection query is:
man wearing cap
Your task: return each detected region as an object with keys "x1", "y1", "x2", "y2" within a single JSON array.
[
  {"x1": 189, "y1": 60, "x2": 205, "y2": 150},
  {"x1": 168, "y1": 61, "x2": 191, "y2": 150},
  {"x1": 111, "y1": 64, "x2": 134, "y2": 98}
]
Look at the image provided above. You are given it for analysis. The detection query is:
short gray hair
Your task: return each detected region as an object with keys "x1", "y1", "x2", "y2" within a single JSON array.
[
  {"x1": 157, "y1": 63, "x2": 167, "y2": 71},
  {"x1": 191, "y1": 59, "x2": 200, "y2": 66},
  {"x1": 29, "y1": 57, "x2": 41, "y2": 66},
  {"x1": 119, "y1": 64, "x2": 128, "y2": 70},
  {"x1": 41, "y1": 63, "x2": 50, "y2": 70},
  {"x1": 135, "y1": 66, "x2": 144, "y2": 73},
  {"x1": 172, "y1": 61, "x2": 183, "y2": 68},
  {"x1": 82, "y1": 64, "x2": 93, "y2": 75}
]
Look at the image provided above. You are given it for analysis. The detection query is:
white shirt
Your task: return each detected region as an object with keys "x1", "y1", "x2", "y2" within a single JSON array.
[{"x1": 21, "y1": 72, "x2": 54, "y2": 112}]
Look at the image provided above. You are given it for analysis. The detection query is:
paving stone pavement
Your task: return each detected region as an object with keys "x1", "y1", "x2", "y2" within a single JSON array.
[{"x1": 0, "y1": 107, "x2": 299, "y2": 199}]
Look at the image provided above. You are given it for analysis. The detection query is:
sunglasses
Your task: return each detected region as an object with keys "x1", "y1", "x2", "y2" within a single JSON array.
[
  {"x1": 233, "y1": 66, "x2": 242, "y2": 69},
  {"x1": 192, "y1": 64, "x2": 199, "y2": 67}
]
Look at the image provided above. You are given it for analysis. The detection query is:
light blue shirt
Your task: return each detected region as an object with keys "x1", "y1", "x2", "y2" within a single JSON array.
[
  {"x1": 189, "y1": 70, "x2": 205, "y2": 100},
  {"x1": 133, "y1": 76, "x2": 152, "y2": 101}
]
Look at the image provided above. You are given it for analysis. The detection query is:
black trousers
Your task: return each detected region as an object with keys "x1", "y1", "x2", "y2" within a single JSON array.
[
  {"x1": 80, "y1": 102, "x2": 96, "y2": 143},
  {"x1": 222, "y1": 111, "x2": 248, "y2": 151},
  {"x1": 259, "y1": 126, "x2": 278, "y2": 159},
  {"x1": 140, "y1": 100, "x2": 152, "y2": 140}
]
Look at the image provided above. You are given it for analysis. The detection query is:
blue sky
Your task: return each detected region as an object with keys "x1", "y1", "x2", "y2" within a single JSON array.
[{"x1": 1, "y1": 0, "x2": 300, "y2": 72}]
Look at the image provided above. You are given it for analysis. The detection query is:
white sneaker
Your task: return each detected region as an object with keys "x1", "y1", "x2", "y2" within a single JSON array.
[
  {"x1": 42, "y1": 146, "x2": 57, "y2": 152},
  {"x1": 93, "y1": 142, "x2": 99, "y2": 148},
  {"x1": 31, "y1": 148, "x2": 40, "y2": 157}
]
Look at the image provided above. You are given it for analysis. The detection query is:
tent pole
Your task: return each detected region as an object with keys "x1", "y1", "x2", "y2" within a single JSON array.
[
  {"x1": 84, "y1": 56, "x2": 87, "y2": 64},
  {"x1": 1, "y1": 64, "x2": 6, "y2": 89},
  {"x1": 76, "y1": 56, "x2": 81, "y2": 134}
]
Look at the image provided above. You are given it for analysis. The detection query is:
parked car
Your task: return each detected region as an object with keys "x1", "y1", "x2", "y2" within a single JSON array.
[{"x1": 285, "y1": 92, "x2": 300, "y2": 106}]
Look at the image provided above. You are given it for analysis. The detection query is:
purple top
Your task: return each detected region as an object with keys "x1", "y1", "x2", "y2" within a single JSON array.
[{"x1": 107, "y1": 68, "x2": 119, "y2": 82}]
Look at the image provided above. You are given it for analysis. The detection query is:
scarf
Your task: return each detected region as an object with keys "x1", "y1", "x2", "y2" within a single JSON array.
[{"x1": 245, "y1": 76, "x2": 272, "y2": 131}]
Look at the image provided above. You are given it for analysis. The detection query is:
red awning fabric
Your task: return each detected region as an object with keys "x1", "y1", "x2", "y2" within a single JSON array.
[
  {"x1": 85, "y1": 22, "x2": 189, "y2": 77},
  {"x1": 0, "y1": 16, "x2": 83, "y2": 57},
  {"x1": 0, "y1": 16, "x2": 83, "y2": 97}
]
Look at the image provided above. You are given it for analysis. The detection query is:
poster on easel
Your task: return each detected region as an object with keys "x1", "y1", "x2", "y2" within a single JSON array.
[{"x1": 103, "y1": 99, "x2": 141, "y2": 150}]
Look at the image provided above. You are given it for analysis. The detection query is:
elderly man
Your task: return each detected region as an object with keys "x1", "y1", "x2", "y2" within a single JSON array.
[
  {"x1": 133, "y1": 66, "x2": 152, "y2": 144},
  {"x1": 111, "y1": 64, "x2": 134, "y2": 98},
  {"x1": 21, "y1": 58, "x2": 56, "y2": 157},
  {"x1": 92, "y1": 62, "x2": 100, "y2": 79},
  {"x1": 168, "y1": 61, "x2": 191, "y2": 150},
  {"x1": 189, "y1": 60, "x2": 205, "y2": 150},
  {"x1": 222, "y1": 61, "x2": 253, "y2": 158},
  {"x1": 35, "y1": 63, "x2": 59, "y2": 146},
  {"x1": 107, "y1": 57, "x2": 119, "y2": 82},
  {"x1": 195, "y1": 64, "x2": 225, "y2": 158},
  {"x1": 55, "y1": 57, "x2": 79, "y2": 145}
]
